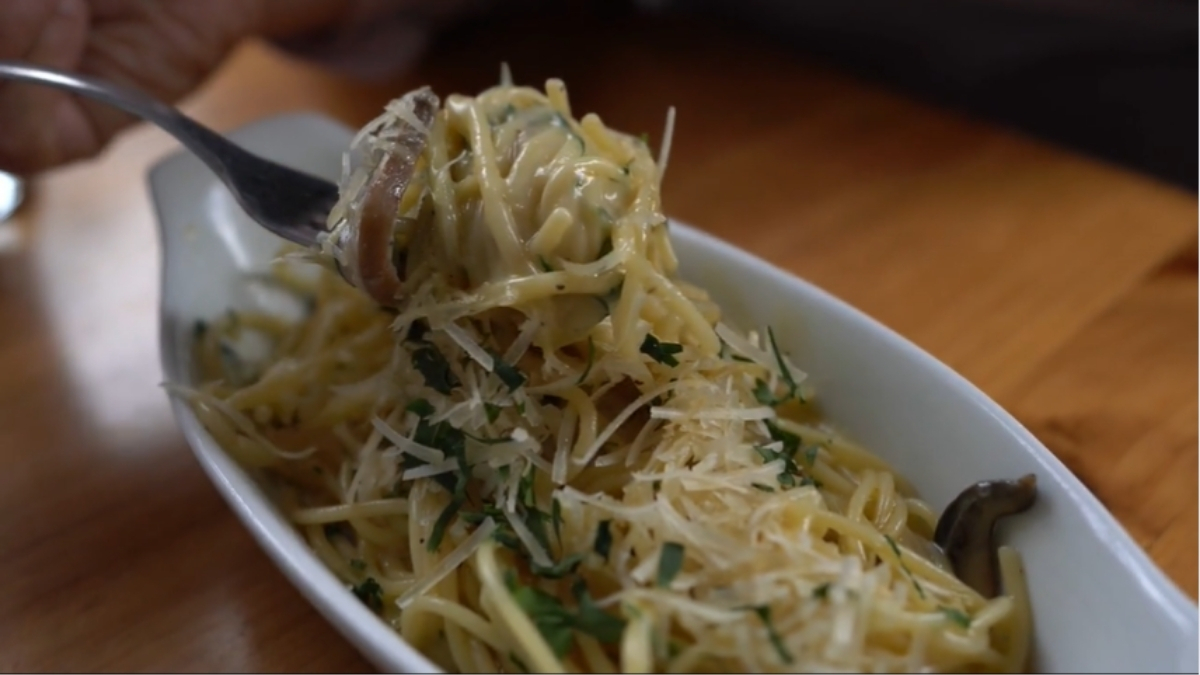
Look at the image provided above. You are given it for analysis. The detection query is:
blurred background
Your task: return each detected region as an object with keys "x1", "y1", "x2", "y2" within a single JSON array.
[
  {"x1": 461, "y1": 0, "x2": 1195, "y2": 190},
  {"x1": 631, "y1": 0, "x2": 1197, "y2": 190}
]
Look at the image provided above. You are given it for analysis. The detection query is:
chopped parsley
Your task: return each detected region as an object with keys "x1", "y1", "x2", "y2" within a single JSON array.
[
  {"x1": 884, "y1": 535, "x2": 926, "y2": 599},
  {"x1": 550, "y1": 498, "x2": 563, "y2": 543},
  {"x1": 404, "y1": 319, "x2": 429, "y2": 343},
  {"x1": 939, "y1": 606, "x2": 972, "y2": 629},
  {"x1": 812, "y1": 582, "x2": 831, "y2": 599},
  {"x1": 531, "y1": 552, "x2": 586, "y2": 579},
  {"x1": 461, "y1": 505, "x2": 505, "y2": 525},
  {"x1": 767, "y1": 326, "x2": 800, "y2": 398},
  {"x1": 570, "y1": 580, "x2": 626, "y2": 644},
  {"x1": 507, "y1": 576, "x2": 575, "y2": 658},
  {"x1": 426, "y1": 475, "x2": 467, "y2": 553},
  {"x1": 804, "y1": 445, "x2": 819, "y2": 466},
  {"x1": 402, "y1": 402, "x2": 472, "y2": 551},
  {"x1": 749, "y1": 605, "x2": 793, "y2": 664},
  {"x1": 751, "y1": 482, "x2": 776, "y2": 493},
  {"x1": 489, "y1": 350, "x2": 527, "y2": 391},
  {"x1": 752, "y1": 378, "x2": 778, "y2": 406},
  {"x1": 351, "y1": 577, "x2": 384, "y2": 613},
  {"x1": 640, "y1": 333, "x2": 683, "y2": 367},
  {"x1": 513, "y1": 468, "x2": 553, "y2": 554},
  {"x1": 406, "y1": 398, "x2": 435, "y2": 417},
  {"x1": 506, "y1": 574, "x2": 626, "y2": 659},
  {"x1": 667, "y1": 639, "x2": 684, "y2": 659},
  {"x1": 593, "y1": 520, "x2": 614, "y2": 560},
  {"x1": 461, "y1": 430, "x2": 514, "y2": 445},
  {"x1": 753, "y1": 327, "x2": 806, "y2": 406},
  {"x1": 755, "y1": 421, "x2": 812, "y2": 489},
  {"x1": 406, "y1": 406, "x2": 468, "y2": 495},
  {"x1": 538, "y1": 255, "x2": 554, "y2": 272},
  {"x1": 656, "y1": 542, "x2": 685, "y2": 588},
  {"x1": 484, "y1": 402, "x2": 502, "y2": 424},
  {"x1": 411, "y1": 343, "x2": 459, "y2": 395},
  {"x1": 766, "y1": 420, "x2": 801, "y2": 456}
]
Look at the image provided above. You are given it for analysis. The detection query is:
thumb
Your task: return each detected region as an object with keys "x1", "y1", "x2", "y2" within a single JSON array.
[{"x1": 0, "y1": 0, "x2": 94, "y2": 175}]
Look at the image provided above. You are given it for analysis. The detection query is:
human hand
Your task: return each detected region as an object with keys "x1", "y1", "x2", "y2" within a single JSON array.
[{"x1": 0, "y1": 0, "x2": 262, "y2": 175}]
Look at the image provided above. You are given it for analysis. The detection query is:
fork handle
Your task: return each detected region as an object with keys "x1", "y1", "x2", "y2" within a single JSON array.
[{"x1": 0, "y1": 60, "x2": 244, "y2": 186}]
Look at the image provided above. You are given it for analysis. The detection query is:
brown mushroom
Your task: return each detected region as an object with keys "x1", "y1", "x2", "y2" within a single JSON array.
[
  {"x1": 933, "y1": 474, "x2": 1037, "y2": 598},
  {"x1": 351, "y1": 88, "x2": 439, "y2": 306}
]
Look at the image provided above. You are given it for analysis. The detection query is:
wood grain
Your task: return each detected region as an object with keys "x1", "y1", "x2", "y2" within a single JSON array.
[{"x1": 1, "y1": 10, "x2": 1194, "y2": 672}]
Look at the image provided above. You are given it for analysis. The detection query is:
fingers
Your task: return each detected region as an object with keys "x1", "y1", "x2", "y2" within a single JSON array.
[
  {"x1": 0, "y1": 0, "x2": 94, "y2": 175},
  {"x1": 0, "y1": 0, "x2": 61, "y2": 58},
  {"x1": 76, "y1": 0, "x2": 260, "y2": 160}
]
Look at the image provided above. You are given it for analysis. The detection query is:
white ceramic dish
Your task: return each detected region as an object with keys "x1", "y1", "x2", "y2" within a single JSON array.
[{"x1": 150, "y1": 112, "x2": 1198, "y2": 673}]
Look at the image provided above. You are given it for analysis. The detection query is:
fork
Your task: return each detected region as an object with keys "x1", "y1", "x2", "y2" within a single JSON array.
[{"x1": 0, "y1": 60, "x2": 339, "y2": 249}]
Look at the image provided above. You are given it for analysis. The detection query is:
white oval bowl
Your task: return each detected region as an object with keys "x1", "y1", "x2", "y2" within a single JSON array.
[{"x1": 150, "y1": 112, "x2": 1198, "y2": 674}]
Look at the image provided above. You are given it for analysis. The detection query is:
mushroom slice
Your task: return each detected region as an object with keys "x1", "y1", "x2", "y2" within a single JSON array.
[
  {"x1": 934, "y1": 474, "x2": 1037, "y2": 598},
  {"x1": 340, "y1": 87, "x2": 439, "y2": 306}
]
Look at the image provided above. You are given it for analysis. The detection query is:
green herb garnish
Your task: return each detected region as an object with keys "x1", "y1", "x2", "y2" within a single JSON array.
[
  {"x1": 484, "y1": 402, "x2": 502, "y2": 424},
  {"x1": 594, "y1": 520, "x2": 613, "y2": 561},
  {"x1": 507, "y1": 577, "x2": 576, "y2": 658},
  {"x1": 804, "y1": 445, "x2": 819, "y2": 466},
  {"x1": 551, "y1": 498, "x2": 563, "y2": 543},
  {"x1": 412, "y1": 344, "x2": 459, "y2": 395},
  {"x1": 406, "y1": 398, "x2": 435, "y2": 417},
  {"x1": 766, "y1": 326, "x2": 798, "y2": 398},
  {"x1": 506, "y1": 575, "x2": 626, "y2": 659},
  {"x1": 426, "y1": 475, "x2": 467, "y2": 552},
  {"x1": 752, "y1": 378, "x2": 779, "y2": 406},
  {"x1": 939, "y1": 606, "x2": 972, "y2": 629},
  {"x1": 749, "y1": 605, "x2": 793, "y2": 664},
  {"x1": 571, "y1": 580, "x2": 626, "y2": 644},
  {"x1": 405, "y1": 319, "x2": 429, "y2": 343},
  {"x1": 640, "y1": 333, "x2": 683, "y2": 367},
  {"x1": 656, "y1": 542, "x2": 685, "y2": 588},
  {"x1": 531, "y1": 552, "x2": 586, "y2": 579},
  {"x1": 351, "y1": 577, "x2": 384, "y2": 613},
  {"x1": 884, "y1": 534, "x2": 926, "y2": 599},
  {"x1": 766, "y1": 420, "x2": 801, "y2": 456},
  {"x1": 755, "y1": 422, "x2": 809, "y2": 489},
  {"x1": 751, "y1": 327, "x2": 805, "y2": 405},
  {"x1": 489, "y1": 350, "x2": 527, "y2": 391},
  {"x1": 813, "y1": 582, "x2": 831, "y2": 599},
  {"x1": 751, "y1": 482, "x2": 776, "y2": 492}
]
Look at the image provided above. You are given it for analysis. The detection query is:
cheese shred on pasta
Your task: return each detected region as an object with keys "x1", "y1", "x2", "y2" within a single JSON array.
[{"x1": 182, "y1": 72, "x2": 1032, "y2": 673}]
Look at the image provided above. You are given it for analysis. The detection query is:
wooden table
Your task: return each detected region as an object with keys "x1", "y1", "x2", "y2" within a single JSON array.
[{"x1": 3, "y1": 11, "x2": 1195, "y2": 672}]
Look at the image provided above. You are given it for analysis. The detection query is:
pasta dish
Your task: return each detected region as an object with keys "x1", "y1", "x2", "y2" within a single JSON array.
[{"x1": 178, "y1": 69, "x2": 1035, "y2": 673}]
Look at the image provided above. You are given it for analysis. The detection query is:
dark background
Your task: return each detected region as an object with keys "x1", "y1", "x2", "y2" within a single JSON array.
[{"x1": 440, "y1": 0, "x2": 1197, "y2": 191}]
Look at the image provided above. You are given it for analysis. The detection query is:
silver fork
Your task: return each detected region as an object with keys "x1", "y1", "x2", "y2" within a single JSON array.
[{"x1": 0, "y1": 60, "x2": 338, "y2": 248}]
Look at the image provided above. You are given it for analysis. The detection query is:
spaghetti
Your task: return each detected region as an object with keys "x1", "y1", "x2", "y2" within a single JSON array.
[{"x1": 180, "y1": 71, "x2": 1032, "y2": 673}]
